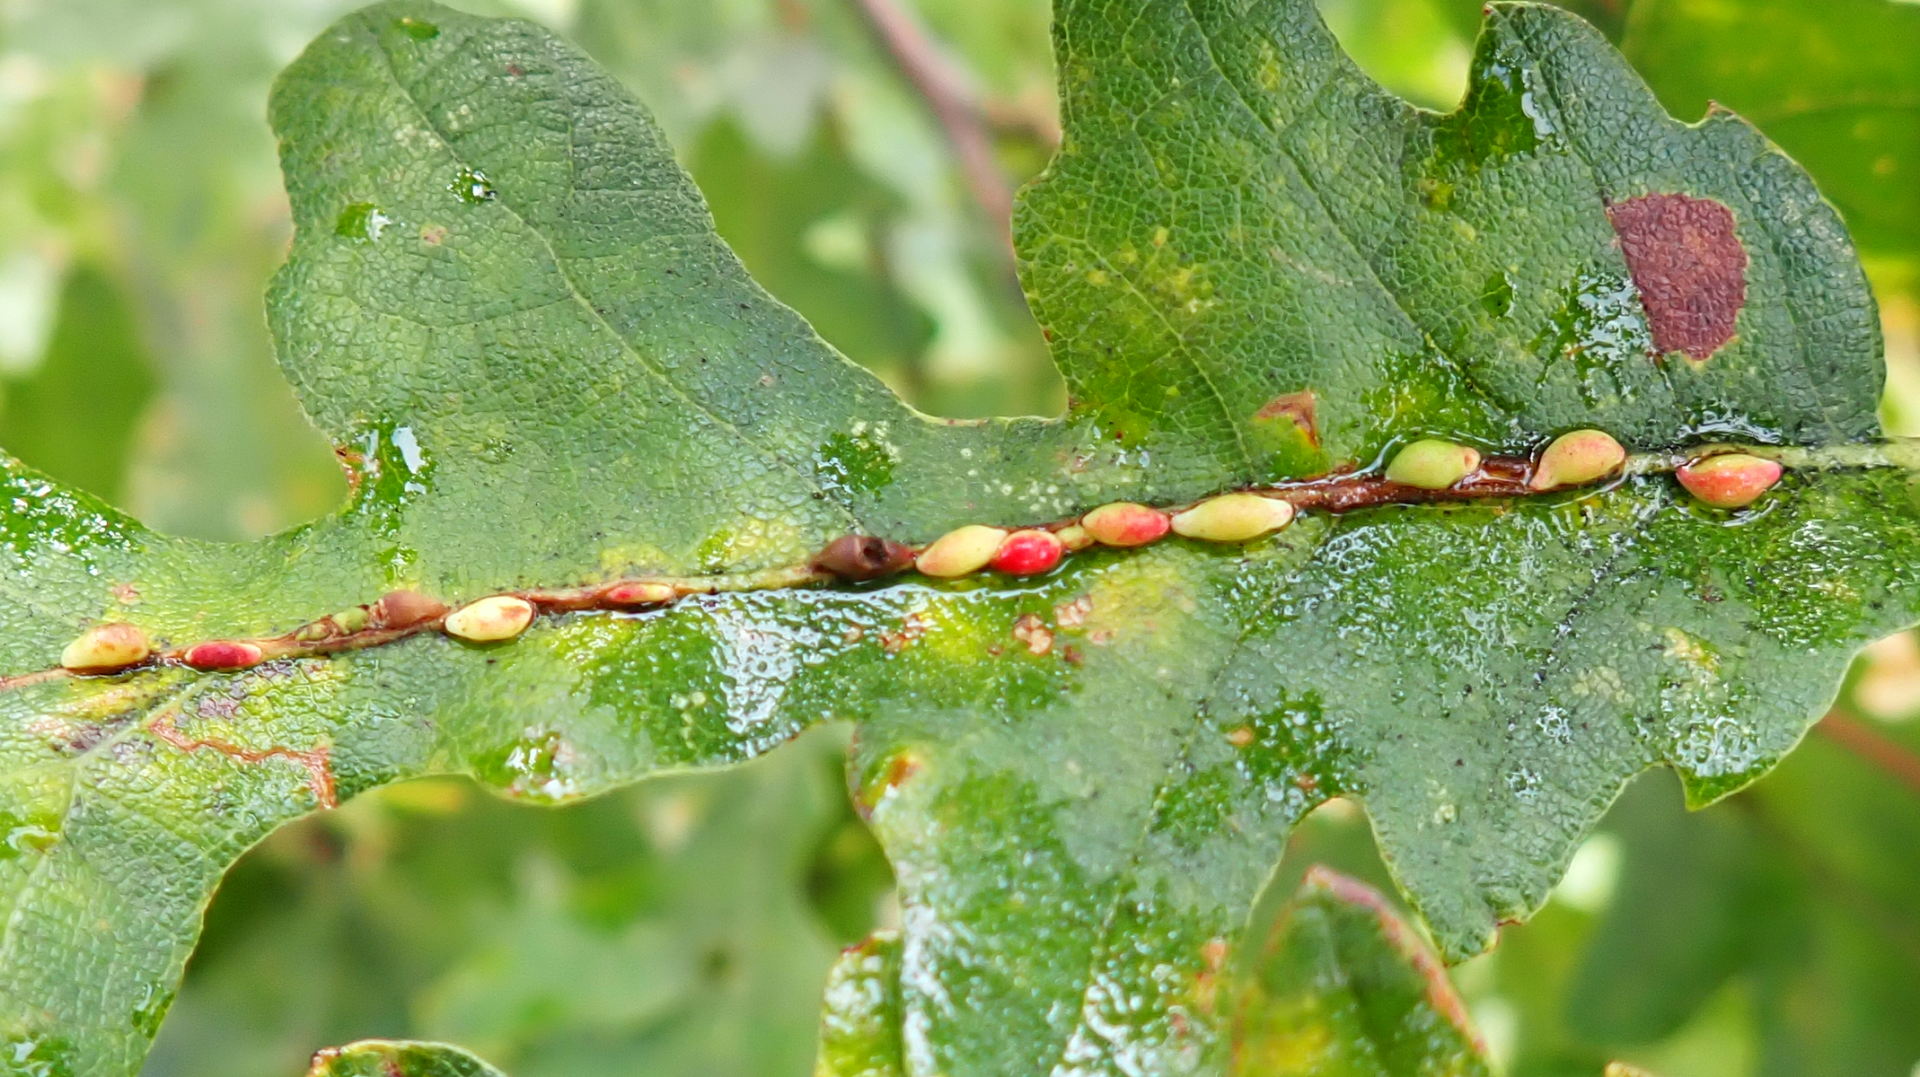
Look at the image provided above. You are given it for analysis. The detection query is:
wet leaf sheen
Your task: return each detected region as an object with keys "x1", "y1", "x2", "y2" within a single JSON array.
[{"x1": 0, "y1": 2, "x2": 1908, "y2": 1076}]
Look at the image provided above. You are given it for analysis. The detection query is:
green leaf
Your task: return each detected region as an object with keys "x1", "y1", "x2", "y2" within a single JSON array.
[
  {"x1": 304, "y1": 1040, "x2": 508, "y2": 1077},
  {"x1": 144, "y1": 726, "x2": 871, "y2": 1077},
  {"x1": 0, "y1": 2, "x2": 1914, "y2": 1075},
  {"x1": 1620, "y1": 0, "x2": 1920, "y2": 262},
  {"x1": 1229, "y1": 867, "x2": 1492, "y2": 1076}
]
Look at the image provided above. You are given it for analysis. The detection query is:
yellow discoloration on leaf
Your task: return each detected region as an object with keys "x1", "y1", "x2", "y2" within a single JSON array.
[
  {"x1": 1077, "y1": 555, "x2": 1201, "y2": 646},
  {"x1": 595, "y1": 541, "x2": 675, "y2": 575},
  {"x1": 1663, "y1": 627, "x2": 1720, "y2": 676},
  {"x1": 1570, "y1": 665, "x2": 1633, "y2": 705}
]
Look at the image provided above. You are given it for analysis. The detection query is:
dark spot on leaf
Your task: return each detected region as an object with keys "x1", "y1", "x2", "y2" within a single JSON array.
[
  {"x1": 451, "y1": 167, "x2": 496, "y2": 204},
  {"x1": 1252, "y1": 391, "x2": 1319, "y2": 449},
  {"x1": 1606, "y1": 193, "x2": 1747, "y2": 361},
  {"x1": 1479, "y1": 272, "x2": 1513, "y2": 318},
  {"x1": 814, "y1": 432, "x2": 896, "y2": 496},
  {"x1": 1, "y1": 1032, "x2": 75, "y2": 1077},
  {"x1": 334, "y1": 202, "x2": 389, "y2": 241},
  {"x1": 1425, "y1": 48, "x2": 1545, "y2": 174},
  {"x1": 856, "y1": 749, "x2": 923, "y2": 816},
  {"x1": 702, "y1": 944, "x2": 737, "y2": 983},
  {"x1": 0, "y1": 809, "x2": 60, "y2": 859},
  {"x1": 129, "y1": 983, "x2": 173, "y2": 1038}
]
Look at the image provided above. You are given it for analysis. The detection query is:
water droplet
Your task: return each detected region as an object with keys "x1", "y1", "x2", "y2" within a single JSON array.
[
  {"x1": 390, "y1": 425, "x2": 426, "y2": 474},
  {"x1": 451, "y1": 167, "x2": 496, "y2": 204},
  {"x1": 335, "y1": 202, "x2": 392, "y2": 241}
]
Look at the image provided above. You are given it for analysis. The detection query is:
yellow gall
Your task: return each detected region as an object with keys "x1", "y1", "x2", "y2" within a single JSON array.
[
  {"x1": 1529, "y1": 429, "x2": 1626, "y2": 491},
  {"x1": 1080, "y1": 502, "x2": 1171, "y2": 547},
  {"x1": 915, "y1": 525, "x2": 1008, "y2": 578},
  {"x1": 1676, "y1": 452, "x2": 1783, "y2": 509},
  {"x1": 60, "y1": 623, "x2": 152, "y2": 673},
  {"x1": 1054, "y1": 525, "x2": 1095, "y2": 552},
  {"x1": 1385, "y1": 439, "x2": 1482, "y2": 490},
  {"x1": 1171, "y1": 493, "x2": 1295, "y2": 543},
  {"x1": 444, "y1": 595, "x2": 536, "y2": 642}
]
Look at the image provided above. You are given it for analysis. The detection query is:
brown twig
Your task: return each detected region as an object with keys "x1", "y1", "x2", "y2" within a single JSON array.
[
  {"x1": 848, "y1": 0, "x2": 1014, "y2": 246},
  {"x1": 1815, "y1": 710, "x2": 1920, "y2": 798}
]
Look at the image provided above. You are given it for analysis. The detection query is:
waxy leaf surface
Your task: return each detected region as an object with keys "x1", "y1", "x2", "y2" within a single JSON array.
[{"x1": 0, "y1": 3, "x2": 1911, "y2": 1077}]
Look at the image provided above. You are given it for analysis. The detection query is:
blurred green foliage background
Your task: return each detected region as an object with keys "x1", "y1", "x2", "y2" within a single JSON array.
[{"x1": 0, "y1": 0, "x2": 1912, "y2": 1073}]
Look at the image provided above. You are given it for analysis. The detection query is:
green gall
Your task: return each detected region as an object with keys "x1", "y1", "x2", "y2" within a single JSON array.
[
  {"x1": 60, "y1": 623, "x2": 153, "y2": 673},
  {"x1": 1529, "y1": 429, "x2": 1626, "y2": 491},
  {"x1": 1171, "y1": 493, "x2": 1295, "y2": 542},
  {"x1": 916, "y1": 525, "x2": 1008, "y2": 578},
  {"x1": 1385, "y1": 439, "x2": 1482, "y2": 490},
  {"x1": 291, "y1": 620, "x2": 336, "y2": 643},
  {"x1": 1676, "y1": 452, "x2": 1783, "y2": 509},
  {"x1": 445, "y1": 595, "x2": 536, "y2": 642}
]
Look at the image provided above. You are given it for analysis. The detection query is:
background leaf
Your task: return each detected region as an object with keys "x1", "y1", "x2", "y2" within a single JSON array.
[
  {"x1": 1229, "y1": 867, "x2": 1494, "y2": 1076},
  {"x1": 305, "y1": 1039, "x2": 509, "y2": 1077}
]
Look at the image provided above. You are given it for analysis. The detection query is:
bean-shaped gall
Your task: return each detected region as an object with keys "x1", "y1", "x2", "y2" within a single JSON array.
[
  {"x1": 291, "y1": 619, "x2": 338, "y2": 644},
  {"x1": 991, "y1": 530, "x2": 1065, "y2": 575},
  {"x1": 916, "y1": 525, "x2": 1008, "y2": 578},
  {"x1": 1171, "y1": 493, "x2": 1296, "y2": 543},
  {"x1": 814, "y1": 534, "x2": 916, "y2": 581},
  {"x1": 445, "y1": 595, "x2": 536, "y2": 642},
  {"x1": 605, "y1": 582, "x2": 677, "y2": 606},
  {"x1": 1385, "y1": 439, "x2": 1482, "y2": 490},
  {"x1": 1080, "y1": 503, "x2": 1171, "y2": 547},
  {"x1": 1529, "y1": 429, "x2": 1626, "y2": 491},
  {"x1": 184, "y1": 640, "x2": 264, "y2": 671},
  {"x1": 61, "y1": 623, "x2": 152, "y2": 673},
  {"x1": 369, "y1": 590, "x2": 448, "y2": 630},
  {"x1": 1676, "y1": 452, "x2": 1782, "y2": 509},
  {"x1": 1054, "y1": 525, "x2": 1095, "y2": 552}
]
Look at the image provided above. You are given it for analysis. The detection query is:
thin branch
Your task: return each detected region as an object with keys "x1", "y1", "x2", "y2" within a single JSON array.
[
  {"x1": 848, "y1": 0, "x2": 1015, "y2": 246},
  {"x1": 1816, "y1": 709, "x2": 1920, "y2": 798}
]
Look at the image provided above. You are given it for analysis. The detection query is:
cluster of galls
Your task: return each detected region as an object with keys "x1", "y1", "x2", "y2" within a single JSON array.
[
  {"x1": 867, "y1": 429, "x2": 1786, "y2": 585},
  {"x1": 54, "y1": 430, "x2": 1788, "y2": 677},
  {"x1": 59, "y1": 589, "x2": 542, "y2": 676},
  {"x1": 1384, "y1": 428, "x2": 1783, "y2": 510},
  {"x1": 861, "y1": 491, "x2": 1300, "y2": 583}
]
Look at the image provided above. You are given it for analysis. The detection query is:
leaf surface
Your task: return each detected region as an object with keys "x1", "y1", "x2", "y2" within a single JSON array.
[{"x1": 0, "y1": 3, "x2": 1912, "y2": 1076}]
